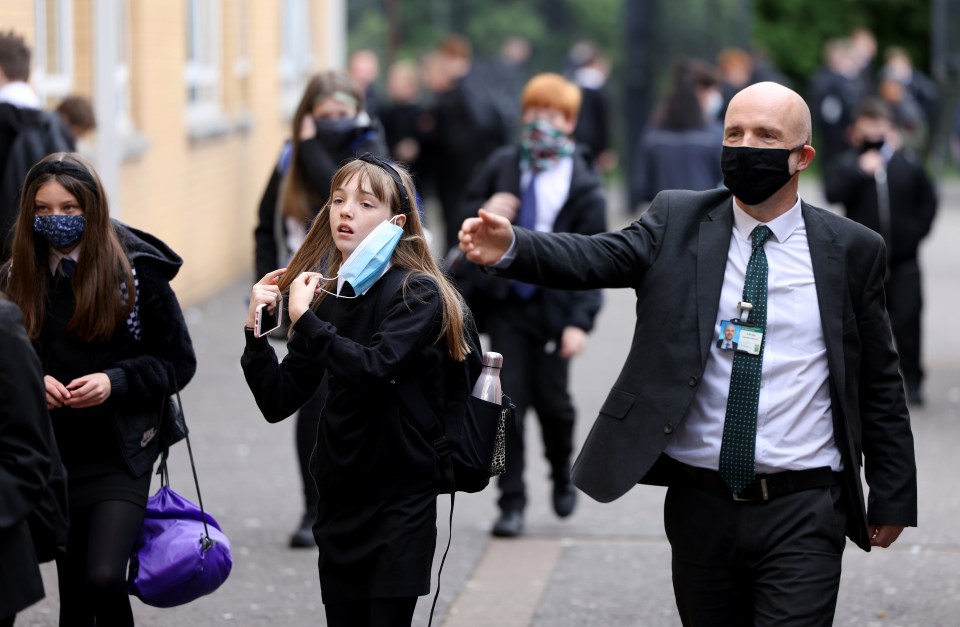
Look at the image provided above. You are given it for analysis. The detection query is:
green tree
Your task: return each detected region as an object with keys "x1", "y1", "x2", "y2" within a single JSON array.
[{"x1": 753, "y1": 0, "x2": 931, "y2": 88}]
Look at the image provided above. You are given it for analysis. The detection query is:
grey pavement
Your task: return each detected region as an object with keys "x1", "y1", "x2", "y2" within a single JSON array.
[{"x1": 17, "y1": 180, "x2": 960, "y2": 626}]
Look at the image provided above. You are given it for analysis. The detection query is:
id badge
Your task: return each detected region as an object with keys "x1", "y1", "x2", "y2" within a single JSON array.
[{"x1": 716, "y1": 319, "x2": 764, "y2": 355}]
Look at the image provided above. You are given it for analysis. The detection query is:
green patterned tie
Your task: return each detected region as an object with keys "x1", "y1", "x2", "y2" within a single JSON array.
[{"x1": 719, "y1": 225, "x2": 772, "y2": 493}]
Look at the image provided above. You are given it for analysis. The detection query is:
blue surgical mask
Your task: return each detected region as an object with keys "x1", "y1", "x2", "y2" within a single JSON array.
[
  {"x1": 34, "y1": 214, "x2": 86, "y2": 250},
  {"x1": 330, "y1": 216, "x2": 403, "y2": 297}
]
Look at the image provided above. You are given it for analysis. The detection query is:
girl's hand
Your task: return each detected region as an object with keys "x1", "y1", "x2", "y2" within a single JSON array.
[
  {"x1": 45, "y1": 375, "x2": 71, "y2": 409},
  {"x1": 246, "y1": 268, "x2": 287, "y2": 329},
  {"x1": 288, "y1": 272, "x2": 323, "y2": 325},
  {"x1": 63, "y1": 373, "x2": 112, "y2": 408}
]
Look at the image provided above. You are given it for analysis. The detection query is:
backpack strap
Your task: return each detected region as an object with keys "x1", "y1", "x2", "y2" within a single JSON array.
[{"x1": 373, "y1": 269, "x2": 458, "y2": 491}]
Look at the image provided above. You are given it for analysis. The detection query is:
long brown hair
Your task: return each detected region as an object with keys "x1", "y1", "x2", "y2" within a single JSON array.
[
  {"x1": 280, "y1": 70, "x2": 364, "y2": 224},
  {"x1": 281, "y1": 158, "x2": 470, "y2": 360},
  {"x1": 2, "y1": 153, "x2": 134, "y2": 341}
]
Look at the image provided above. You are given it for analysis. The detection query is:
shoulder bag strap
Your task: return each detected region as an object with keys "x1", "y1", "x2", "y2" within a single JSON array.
[{"x1": 169, "y1": 373, "x2": 214, "y2": 547}]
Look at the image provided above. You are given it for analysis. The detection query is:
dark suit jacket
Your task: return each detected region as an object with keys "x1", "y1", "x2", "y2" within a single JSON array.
[
  {"x1": 716, "y1": 339, "x2": 738, "y2": 350},
  {"x1": 498, "y1": 187, "x2": 917, "y2": 551}
]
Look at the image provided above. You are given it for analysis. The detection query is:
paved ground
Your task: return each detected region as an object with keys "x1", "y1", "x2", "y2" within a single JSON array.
[{"x1": 17, "y1": 179, "x2": 960, "y2": 626}]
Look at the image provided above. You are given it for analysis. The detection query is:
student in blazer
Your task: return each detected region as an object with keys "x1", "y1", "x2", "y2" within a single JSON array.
[{"x1": 459, "y1": 82, "x2": 917, "y2": 626}]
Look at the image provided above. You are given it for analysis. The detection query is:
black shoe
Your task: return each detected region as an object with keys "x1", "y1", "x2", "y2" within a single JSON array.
[
  {"x1": 288, "y1": 512, "x2": 316, "y2": 548},
  {"x1": 492, "y1": 509, "x2": 524, "y2": 537},
  {"x1": 552, "y1": 479, "x2": 577, "y2": 518}
]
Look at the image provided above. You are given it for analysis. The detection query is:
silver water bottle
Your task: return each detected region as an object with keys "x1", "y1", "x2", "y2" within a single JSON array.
[{"x1": 471, "y1": 351, "x2": 503, "y2": 405}]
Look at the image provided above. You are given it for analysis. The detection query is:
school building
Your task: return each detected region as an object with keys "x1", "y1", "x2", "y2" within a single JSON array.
[{"x1": 2, "y1": 0, "x2": 346, "y2": 303}]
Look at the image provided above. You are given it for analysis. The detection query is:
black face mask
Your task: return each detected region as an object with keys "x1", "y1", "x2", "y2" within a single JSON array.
[
  {"x1": 721, "y1": 144, "x2": 805, "y2": 205},
  {"x1": 859, "y1": 138, "x2": 885, "y2": 153}
]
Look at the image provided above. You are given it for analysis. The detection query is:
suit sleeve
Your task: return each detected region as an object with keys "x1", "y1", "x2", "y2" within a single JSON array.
[
  {"x1": 0, "y1": 303, "x2": 54, "y2": 529},
  {"x1": 501, "y1": 190, "x2": 668, "y2": 290},
  {"x1": 855, "y1": 237, "x2": 918, "y2": 526}
]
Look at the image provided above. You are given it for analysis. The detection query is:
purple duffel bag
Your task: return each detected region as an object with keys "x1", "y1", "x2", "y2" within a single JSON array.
[{"x1": 128, "y1": 484, "x2": 232, "y2": 608}]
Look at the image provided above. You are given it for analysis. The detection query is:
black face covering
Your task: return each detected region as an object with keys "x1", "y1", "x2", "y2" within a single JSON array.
[
  {"x1": 721, "y1": 144, "x2": 805, "y2": 205},
  {"x1": 859, "y1": 138, "x2": 886, "y2": 153}
]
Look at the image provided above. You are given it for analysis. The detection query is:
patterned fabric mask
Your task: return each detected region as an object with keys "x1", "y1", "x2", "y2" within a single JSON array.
[
  {"x1": 34, "y1": 215, "x2": 86, "y2": 250},
  {"x1": 519, "y1": 120, "x2": 575, "y2": 172}
]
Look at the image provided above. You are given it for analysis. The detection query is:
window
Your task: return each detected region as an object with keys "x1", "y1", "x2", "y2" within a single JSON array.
[
  {"x1": 278, "y1": 0, "x2": 314, "y2": 118},
  {"x1": 33, "y1": 0, "x2": 74, "y2": 104},
  {"x1": 184, "y1": 0, "x2": 229, "y2": 139}
]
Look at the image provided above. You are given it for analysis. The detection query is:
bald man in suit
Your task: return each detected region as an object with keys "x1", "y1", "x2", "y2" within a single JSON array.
[{"x1": 459, "y1": 82, "x2": 916, "y2": 626}]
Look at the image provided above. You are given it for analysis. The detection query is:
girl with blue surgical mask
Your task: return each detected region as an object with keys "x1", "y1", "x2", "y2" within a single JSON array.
[
  {"x1": 253, "y1": 69, "x2": 389, "y2": 548},
  {"x1": 0, "y1": 153, "x2": 196, "y2": 626},
  {"x1": 242, "y1": 155, "x2": 472, "y2": 627}
]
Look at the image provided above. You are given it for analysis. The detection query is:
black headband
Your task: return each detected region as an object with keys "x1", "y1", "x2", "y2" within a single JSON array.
[
  {"x1": 356, "y1": 153, "x2": 411, "y2": 214},
  {"x1": 25, "y1": 158, "x2": 98, "y2": 191}
]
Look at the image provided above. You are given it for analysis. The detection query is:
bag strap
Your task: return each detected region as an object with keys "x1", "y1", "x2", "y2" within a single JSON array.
[
  {"x1": 371, "y1": 270, "x2": 457, "y2": 489},
  {"x1": 166, "y1": 372, "x2": 215, "y2": 549},
  {"x1": 394, "y1": 376, "x2": 457, "y2": 492}
]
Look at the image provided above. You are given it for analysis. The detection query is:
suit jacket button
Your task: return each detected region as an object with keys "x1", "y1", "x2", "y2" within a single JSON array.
[
  {"x1": 663, "y1": 423, "x2": 674, "y2": 434},
  {"x1": 688, "y1": 376, "x2": 698, "y2": 387}
]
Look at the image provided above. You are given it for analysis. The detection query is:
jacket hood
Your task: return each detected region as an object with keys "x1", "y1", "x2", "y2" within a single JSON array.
[{"x1": 114, "y1": 221, "x2": 183, "y2": 281}]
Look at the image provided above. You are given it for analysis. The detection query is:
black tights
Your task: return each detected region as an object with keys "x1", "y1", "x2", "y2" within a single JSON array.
[
  {"x1": 324, "y1": 597, "x2": 418, "y2": 627},
  {"x1": 56, "y1": 500, "x2": 145, "y2": 627}
]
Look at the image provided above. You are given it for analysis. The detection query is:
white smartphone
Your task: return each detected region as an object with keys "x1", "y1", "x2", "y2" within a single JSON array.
[{"x1": 254, "y1": 300, "x2": 283, "y2": 338}]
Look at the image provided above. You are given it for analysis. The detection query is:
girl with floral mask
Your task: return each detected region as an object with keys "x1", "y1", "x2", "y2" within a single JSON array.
[
  {"x1": 243, "y1": 156, "x2": 474, "y2": 627},
  {"x1": 0, "y1": 153, "x2": 196, "y2": 626},
  {"x1": 253, "y1": 69, "x2": 389, "y2": 548}
]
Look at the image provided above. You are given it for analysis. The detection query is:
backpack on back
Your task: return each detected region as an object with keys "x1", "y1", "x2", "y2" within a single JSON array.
[{"x1": 375, "y1": 269, "x2": 511, "y2": 493}]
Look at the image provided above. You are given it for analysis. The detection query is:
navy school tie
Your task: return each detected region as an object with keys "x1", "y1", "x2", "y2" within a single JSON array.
[
  {"x1": 60, "y1": 257, "x2": 77, "y2": 279},
  {"x1": 512, "y1": 174, "x2": 538, "y2": 300},
  {"x1": 718, "y1": 225, "x2": 772, "y2": 493}
]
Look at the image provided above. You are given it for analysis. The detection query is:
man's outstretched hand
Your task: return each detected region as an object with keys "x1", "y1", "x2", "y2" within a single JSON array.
[{"x1": 458, "y1": 209, "x2": 514, "y2": 266}]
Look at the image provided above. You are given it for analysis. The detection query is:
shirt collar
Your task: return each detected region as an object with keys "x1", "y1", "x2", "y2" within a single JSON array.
[
  {"x1": 732, "y1": 195, "x2": 803, "y2": 245},
  {"x1": 48, "y1": 244, "x2": 82, "y2": 275}
]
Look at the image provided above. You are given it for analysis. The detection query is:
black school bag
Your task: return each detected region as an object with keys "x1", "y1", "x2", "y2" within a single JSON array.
[{"x1": 374, "y1": 269, "x2": 512, "y2": 493}]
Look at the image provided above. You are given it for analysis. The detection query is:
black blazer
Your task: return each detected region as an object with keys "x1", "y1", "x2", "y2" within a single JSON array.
[{"x1": 498, "y1": 187, "x2": 917, "y2": 551}]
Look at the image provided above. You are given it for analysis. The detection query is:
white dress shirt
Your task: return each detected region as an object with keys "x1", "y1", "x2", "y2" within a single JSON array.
[
  {"x1": 666, "y1": 197, "x2": 842, "y2": 473},
  {"x1": 521, "y1": 156, "x2": 573, "y2": 233}
]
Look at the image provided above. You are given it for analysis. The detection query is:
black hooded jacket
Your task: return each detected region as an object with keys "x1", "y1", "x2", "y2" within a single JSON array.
[{"x1": 1, "y1": 221, "x2": 196, "y2": 480}]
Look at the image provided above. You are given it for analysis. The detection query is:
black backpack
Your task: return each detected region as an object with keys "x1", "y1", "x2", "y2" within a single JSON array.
[
  {"x1": 374, "y1": 269, "x2": 514, "y2": 626},
  {"x1": 374, "y1": 269, "x2": 512, "y2": 493}
]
